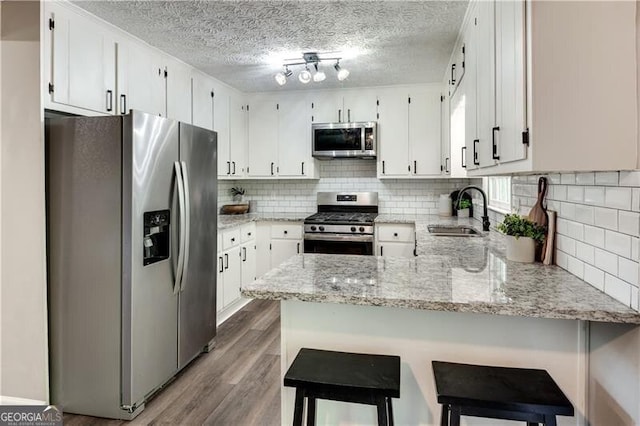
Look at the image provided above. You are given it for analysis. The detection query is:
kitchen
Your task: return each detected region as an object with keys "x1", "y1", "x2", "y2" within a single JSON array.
[{"x1": 1, "y1": 0, "x2": 640, "y2": 425}]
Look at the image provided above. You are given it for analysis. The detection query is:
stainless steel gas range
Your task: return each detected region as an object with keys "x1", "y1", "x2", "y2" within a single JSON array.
[{"x1": 303, "y1": 192, "x2": 378, "y2": 255}]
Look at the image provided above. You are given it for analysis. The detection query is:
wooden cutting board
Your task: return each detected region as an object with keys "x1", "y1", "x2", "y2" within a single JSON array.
[{"x1": 528, "y1": 177, "x2": 549, "y2": 228}]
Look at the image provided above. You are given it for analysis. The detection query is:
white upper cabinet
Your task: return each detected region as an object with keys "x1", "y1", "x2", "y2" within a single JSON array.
[
  {"x1": 248, "y1": 100, "x2": 279, "y2": 177},
  {"x1": 165, "y1": 57, "x2": 192, "y2": 124},
  {"x1": 118, "y1": 39, "x2": 166, "y2": 117},
  {"x1": 45, "y1": 1, "x2": 116, "y2": 115},
  {"x1": 278, "y1": 96, "x2": 313, "y2": 177},
  {"x1": 191, "y1": 71, "x2": 214, "y2": 130},
  {"x1": 229, "y1": 94, "x2": 248, "y2": 178},
  {"x1": 343, "y1": 92, "x2": 378, "y2": 123},
  {"x1": 311, "y1": 92, "x2": 343, "y2": 123},
  {"x1": 378, "y1": 86, "x2": 443, "y2": 178}
]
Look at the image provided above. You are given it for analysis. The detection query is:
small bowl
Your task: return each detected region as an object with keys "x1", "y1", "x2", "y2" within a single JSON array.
[{"x1": 221, "y1": 204, "x2": 249, "y2": 215}]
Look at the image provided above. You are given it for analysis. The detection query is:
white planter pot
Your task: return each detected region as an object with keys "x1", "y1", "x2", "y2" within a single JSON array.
[
  {"x1": 457, "y1": 208, "x2": 470, "y2": 218},
  {"x1": 505, "y1": 235, "x2": 536, "y2": 263}
]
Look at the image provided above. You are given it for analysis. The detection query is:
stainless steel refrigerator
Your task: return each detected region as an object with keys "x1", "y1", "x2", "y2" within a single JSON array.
[{"x1": 47, "y1": 111, "x2": 217, "y2": 420}]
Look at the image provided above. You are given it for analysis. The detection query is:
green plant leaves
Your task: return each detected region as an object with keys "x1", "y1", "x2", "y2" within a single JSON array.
[{"x1": 496, "y1": 214, "x2": 546, "y2": 244}]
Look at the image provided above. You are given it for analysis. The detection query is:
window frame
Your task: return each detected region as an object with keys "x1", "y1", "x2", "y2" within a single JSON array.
[{"x1": 485, "y1": 176, "x2": 512, "y2": 214}]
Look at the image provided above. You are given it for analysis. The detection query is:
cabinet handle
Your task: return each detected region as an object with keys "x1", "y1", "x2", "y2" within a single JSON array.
[
  {"x1": 227, "y1": 161, "x2": 231, "y2": 175},
  {"x1": 382, "y1": 160, "x2": 385, "y2": 174},
  {"x1": 473, "y1": 139, "x2": 480, "y2": 165},
  {"x1": 120, "y1": 94, "x2": 127, "y2": 115},
  {"x1": 284, "y1": 230, "x2": 288, "y2": 235},
  {"x1": 394, "y1": 232, "x2": 398, "y2": 237},
  {"x1": 414, "y1": 160, "x2": 417, "y2": 174},
  {"x1": 301, "y1": 162, "x2": 305, "y2": 175},
  {"x1": 445, "y1": 157, "x2": 450, "y2": 173},
  {"x1": 224, "y1": 253, "x2": 229, "y2": 270},
  {"x1": 247, "y1": 232, "x2": 252, "y2": 236},
  {"x1": 270, "y1": 162, "x2": 274, "y2": 175},
  {"x1": 338, "y1": 109, "x2": 342, "y2": 123},
  {"x1": 461, "y1": 147, "x2": 467, "y2": 168},
  {"x1": 297, "y1": 242, "x2": 300, "y2": 254},
  {"x1": 348, "y1": 109, "x2": 351, "y2": 122},
  {"x1": 232, "y1": 161, "x2": 236, "y2": 175},
  {"x1": 408, "y1": 164, "x2": 411, "y2": 172},
  {"x1": 106, "y1": 90, "x2": 113, "y2": 112},
  {"x1": 242, "y1": 247, "x2": 247, "y2": 262},
  {"x1": 492, "y1": 126, "x2": 500, "y2": 160},
  {"x1": 231, "y1": 237, "x2": 235, "y2": 242},
  {"x1": 451, "y1": 63, "x2": 456, "y2": 85},
  {"x1": 218, "y1": 256, "x2": 223, "y2": 273},
  {"x1": 380, "y1": 246, "x2": 384, "y2": 256}
]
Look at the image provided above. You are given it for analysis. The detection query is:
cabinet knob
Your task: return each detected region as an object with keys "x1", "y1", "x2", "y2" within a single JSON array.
[
  {"x1": 231, "y1": 237, "x2": 235, "y2": 242},
  {"x1": 284, "y1": 230, "x2": 288, "y2": 234},
  {"x1": 394, "y1": 232, "x2": 398, "y2": 237}
]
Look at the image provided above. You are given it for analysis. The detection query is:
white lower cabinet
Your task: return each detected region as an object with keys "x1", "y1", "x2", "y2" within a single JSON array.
[
  {"x1": 255, "y1": 222, "x2": 303, "y2": 274},
  {"x1": 376, "y1": 223, "x2": 416, "y2": 258},
  {"x1": 217, "y1": 224, "x2": 256, "y2": 320},
  {"x1": 221, "y1": 246, "x2": 242, "y2": 307}
]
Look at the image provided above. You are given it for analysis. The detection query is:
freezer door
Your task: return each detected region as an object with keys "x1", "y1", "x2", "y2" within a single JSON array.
[
  {"x1": 122, "y1": 111, "x2": 180, "y2": 408},
  {"x1": 178, "y1": 122, "x2": 218, "y2": 368}
]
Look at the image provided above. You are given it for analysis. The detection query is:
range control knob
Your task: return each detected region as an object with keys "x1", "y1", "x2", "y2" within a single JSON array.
[
  {"x1": 319, "y1": 226, "x2": 325, "y2": 231},
  {"x1": 359, "y1": 226, "x2": 365, "y2": 232},
  {"x1": 350, "y1": 226, "x2": 356, "y2": 232},
  {"x1": 310, "y1": 226, "x2": 317, "y2": 231}
]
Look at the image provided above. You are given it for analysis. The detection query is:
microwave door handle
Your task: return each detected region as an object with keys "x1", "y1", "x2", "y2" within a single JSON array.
[{"x1": 361, "y1": 127, "x2": 366, "y2": 152}]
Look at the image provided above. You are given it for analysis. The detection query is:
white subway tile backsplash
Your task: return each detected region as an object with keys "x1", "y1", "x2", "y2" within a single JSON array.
[
  {"x1": 618, "y1": 257, "x2": 639, "y2": 286},
  {"x1": 567, "y1": 256, "x2": 585, "y2": 279},
  {"x1": 618, "y1": 211, "x2": 640, "y2": 237},
  {"x1": 552, "y1": 185, "x2": 567, "y2": 201},
  {"x1": 556, "y1": 218, "x2": 569, "y2": 236},
  {"x1": 567, "y1": 186, "x2": 584, "y2": 202},
  {"x1": 574, "y1": 205, "x2": 594, "y2": 225},
  {"x1": 605, "y1": 274, "x2": 632, "y2": 306},
  {"x1": 575, "y1": 242, "x2": 595, "y2": 264},
  {"x1": 605, "y1": 230, "x2": 632, "y2": 258},
  {"x1": 575, "y1": 172, "x2": 595, "y2": 186},
  {"x1": 567, "y1": 221, "x2": 584, "y2": 240},
  {"x1": 584, "y1": 225, "x2": 605, "y2": 246},
  {"x1": 633, "y1": 238, "x2": 640, "y2": 262},
  {"x1": 584, "y1": 264, "x2": 605, "y2": 291},
  {"x1": 584, "y1": 187, "x2": 605, "y2": 205},
  {"x1": 556, "y1": 250, "x2": 569, "y2": 269},
  {"x1": 632, "y1": 188, "x2": 640, "y2": 212},
  {"x1": 556, "y1": 235, "x2": 576, "y2": 256},
  {"x1": 632, "y1": 287, "x2": 639, "y2": 311},
  {"x1": 594, "y1": 207, "x2": 618, "y2": 230},
  {"x1": 560, "y1": 174, "x2": 576, "y2": 185},
  {"x1": 560, "y1": 202, "x2": 576, "y2": 220},
  {"x1": 619, "y1": 171, "x2": 640, "y2": 187},
  {"x1": 605, "y1": 187, "x2": 632, "y2": 210},
  {"x1": 594, "y1": 248, "x2": 618, "y2": 275},
  {"x1": 594, "y1": 172, "x2": 619, "y2": 186}
]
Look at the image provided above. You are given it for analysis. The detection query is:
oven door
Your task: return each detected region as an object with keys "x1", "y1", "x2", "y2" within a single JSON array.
[{"x1": 303, "y1": 233, "x2": 374, "y2": 256}]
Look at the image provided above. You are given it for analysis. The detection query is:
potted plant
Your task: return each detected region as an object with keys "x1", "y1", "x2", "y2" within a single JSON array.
[
  {"x1": 497, "y1": 214, "x2": 546, "y2": 263},
  {"x1": 231, "y1": 187, "x2": 246, "y2": 203},
  {"x1": 456, "y1": 198, "x2": 472, "y2": 218}
]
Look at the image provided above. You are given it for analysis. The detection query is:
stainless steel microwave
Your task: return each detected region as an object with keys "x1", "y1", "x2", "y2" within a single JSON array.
[{"x1": 312, "y1": 122, "x2": 377, "y2": 159}]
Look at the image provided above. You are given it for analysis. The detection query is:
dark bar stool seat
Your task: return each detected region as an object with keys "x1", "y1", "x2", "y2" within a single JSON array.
[
  {"x1": 284, "y1": 348, "x2": 401, "y2": 426},
  {"x1": 432, "y1": 361, "x2": 574, "y2": 426}
]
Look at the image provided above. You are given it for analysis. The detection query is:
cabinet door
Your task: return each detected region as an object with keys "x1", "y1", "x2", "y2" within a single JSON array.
[
  {"x1": 255, "y1": 222, "x2": 271, "y2": 278},
  {"x1": 441, "y1": 92, "x2": 451, "y2": 175},
  {"x1": 271, "y1": 239, "x2": 302, "y2": 269},
  {"x1": 311, "y1": 93, "x2": 343, "y2": 123},
  {"x1": 463, "y1": 4, "x2": 479, "y2": 171},
  {"x1": 192, "y1": 72, "x2": 214, "y2": 131},
  {"x1": 214, "y1": 86, "x2": 231, "y2": 176},
  {"x1": 278, "y1": 97, "x2": 311, "y2": 177},
  {"x1": 378, "y1": 242, "x2": 415, "y2": 258},
  {"x1": 222, "y1": 246, "x2": 241, "y2": 307},
  {"x1": 248, "y1": 100, "x2": 279, "y2": 177},
  {"x1": 377, "y1": 91, "x2": 409, "y2": 177},
  {"x1": 476, "y1": 0, "x2": 496, "y2": 168},
  {"x1": 229, "y1": 95, "x2": 248, "y2": 178},
  {"x1": 495, "y1": 0, "x2": 527, "y2": 164},
  {"x1": 165, "y1": 57, "x2": 192, "y2": 123},
  {"x1": 120, "y1": 41, "x2": 166, "y2": 117},
  {"x1": 449, "y1": 83, "x2": 468, "y2": 177},
  {"x1": 48, "y1": 3, "x2": 116, "y2": 114},
  {"x1": 216, "y1": 254, "x2": 224, "y2": 312},
  {"x1": 409, "y1": 90, "x2": 442, "y2": 176},
  {"x1": 343, "y1": 91, "x2": 378, "y2": 122},
  {"x1": 241, "y1": 242, "x2": 257, "y2": 285}
]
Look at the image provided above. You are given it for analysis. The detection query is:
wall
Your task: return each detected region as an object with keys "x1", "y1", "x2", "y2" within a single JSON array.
[
  {"x1": 219, "y1": 160, "x2": 479, "y2": 215},
  {"x1": 0, "y1": 1, "x2": 49, "y2": 403}
]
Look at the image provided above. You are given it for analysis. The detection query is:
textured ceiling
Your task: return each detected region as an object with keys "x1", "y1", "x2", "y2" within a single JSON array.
[{"x1": 74, "y1": 1, "x2": 469, "y2": 93}]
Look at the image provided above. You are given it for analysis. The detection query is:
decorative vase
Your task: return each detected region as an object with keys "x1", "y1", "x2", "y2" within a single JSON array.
[
  {"x1": 457, "y1": 208, "x2": 470, "y2": 218},
  {"x1": 505, "y1": 235, "x2": 536, "y2": 263}
]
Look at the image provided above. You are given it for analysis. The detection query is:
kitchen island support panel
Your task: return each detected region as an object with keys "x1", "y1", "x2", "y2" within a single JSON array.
[{"x1": 281, "y1": 300, "x2": 586, "y2": 426}]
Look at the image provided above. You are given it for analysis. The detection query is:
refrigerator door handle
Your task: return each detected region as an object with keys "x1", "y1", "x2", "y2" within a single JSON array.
[
  {"x1": 174, "y1": 161, "x2": 186, "y2": 295},
  {"x1": 179, "y1": 161, "x2": 191, "y2": 292}
]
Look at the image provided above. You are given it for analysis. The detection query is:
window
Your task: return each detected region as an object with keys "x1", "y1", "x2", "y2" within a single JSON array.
[{"x1": 486, "y1": 176, "x2": 511, "y2": 213}]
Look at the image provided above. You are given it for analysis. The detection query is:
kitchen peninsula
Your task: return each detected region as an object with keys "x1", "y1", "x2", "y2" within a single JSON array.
[{"x1": 242, "y1": 216, "x2": 640, "y2": 426}]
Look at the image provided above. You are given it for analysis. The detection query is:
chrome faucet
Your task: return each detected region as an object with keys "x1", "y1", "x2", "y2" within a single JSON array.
[{"x1": 456, "y1": 185, "x2": 490, "y2": 231}]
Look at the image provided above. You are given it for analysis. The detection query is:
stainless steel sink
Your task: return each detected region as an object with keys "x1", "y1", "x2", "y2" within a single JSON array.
[{"x1": 427, "y1": 225, "x2": 483, "y2": 237}]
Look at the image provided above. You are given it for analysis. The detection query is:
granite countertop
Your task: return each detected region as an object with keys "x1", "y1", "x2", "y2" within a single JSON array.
[
  {"x1": 218, "y1": 212, "x2": 310, "y2": 230},
  {"x1": 242, "y1": 214, "x2": 640, "y2": 324}
]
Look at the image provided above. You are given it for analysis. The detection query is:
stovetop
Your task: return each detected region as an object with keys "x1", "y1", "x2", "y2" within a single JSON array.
[{"x1": 304, "y1": 212, "x2": 378, "y2": 225}]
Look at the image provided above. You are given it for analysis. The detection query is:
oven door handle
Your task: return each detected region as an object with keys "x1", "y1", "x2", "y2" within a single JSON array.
[{"x1": 304, "y1": 233, "x2": 374, "y2": 242}]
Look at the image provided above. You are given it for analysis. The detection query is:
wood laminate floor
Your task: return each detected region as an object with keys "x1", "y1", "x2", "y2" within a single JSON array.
[{"x1": 63, "y1": 299, "x2": 281, "y2": 426}]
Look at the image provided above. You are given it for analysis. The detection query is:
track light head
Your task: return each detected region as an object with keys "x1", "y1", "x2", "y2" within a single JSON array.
[
  {"x1": 334, "y1": 61, "x2": 350, "y2": 81},
  {"x1": 298, "y1": 67, "x2": 312, "y2": 84}
]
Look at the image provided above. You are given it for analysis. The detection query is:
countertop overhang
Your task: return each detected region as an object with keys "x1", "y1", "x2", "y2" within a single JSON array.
[{"x1": 237, "y1": 213, "x2": 640, "y2": 324}]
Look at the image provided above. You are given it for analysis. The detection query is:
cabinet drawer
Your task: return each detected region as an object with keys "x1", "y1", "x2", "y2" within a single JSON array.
[
  {"x1": 221, "y1": 228, "x2": 240, "y2": 250},
  {"x1": 271, "y1": 223, "x2": 302, "y2": 240},
  {"x1": 240, "y1": 222, "x2": 256, "y2": 243},
  {"x1": 377, "y1": 224, "x2": 415, "y2": 242}
]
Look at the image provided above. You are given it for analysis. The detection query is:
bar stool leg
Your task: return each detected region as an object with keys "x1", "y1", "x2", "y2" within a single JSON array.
[
  {"x1": 440, "y1": 404, "x2": 450, "y2": 426},
  {"x1": 376, "y1": 396, "x2": 388, "y2": 426},
  {"x1": 306, "y1": 397, "x2": 316, "y2": 426},
  {"x1": 293, "y1": 388, "x2": 305, "y2": 426},
  {"x1": 449, "y1": 405, "x2": 461, "y2": 426},
  {"x1": 386, "y1": 397, "x2": 394, "y2": 426}
]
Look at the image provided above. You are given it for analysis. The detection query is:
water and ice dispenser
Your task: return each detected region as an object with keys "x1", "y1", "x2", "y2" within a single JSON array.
[{"x1": 143, "y1": 210, "x2": 170, "y2": 265}]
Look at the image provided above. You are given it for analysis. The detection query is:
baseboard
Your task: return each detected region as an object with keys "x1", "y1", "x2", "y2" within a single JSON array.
[
  {"x1": 0, "y1": 395, "x2": 47, "y2": 405},
  {"x1": 217, "y1": 297, "x2": 252, "y2": 326}
]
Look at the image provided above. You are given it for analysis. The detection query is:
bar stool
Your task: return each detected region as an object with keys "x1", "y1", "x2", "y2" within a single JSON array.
[
  {"x1": 432, "y1": 361, "x2": 574, "y2": 426},
  {"x1": 284, "y1": 348, "x2": 401, "y2": 426}
]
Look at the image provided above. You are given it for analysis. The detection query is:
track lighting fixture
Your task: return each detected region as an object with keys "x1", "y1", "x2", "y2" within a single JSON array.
[{"x1": 274, "y1": 52, "x2": 350, "y2": 85}]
